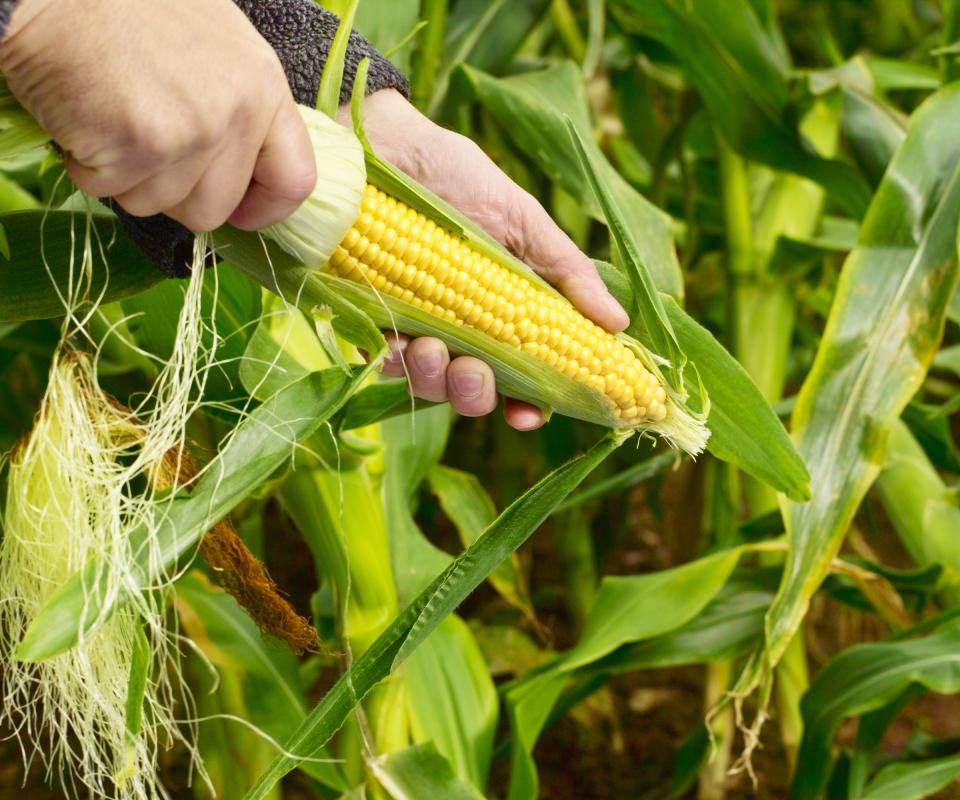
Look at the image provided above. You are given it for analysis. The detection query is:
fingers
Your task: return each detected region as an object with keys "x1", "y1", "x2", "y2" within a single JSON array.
[
  {"x1": 503, "y1": 399, "x2": 546, "y2": 431},
  {"x1": 228, "y1": 100, "x2": 317, "y2": 231},
  {"x1": 380, "y1": 333, "x2": 410, "y2": 378},
  {"x1": 379, "y1": 336, "x2": 506, "y2": 422},
  {"x1": 110, "y1": 150, "x2": 211, "y2": 219},
  {"x1": 365, "y1": 104, "x2": 631, "y2": 333},
  {"x1": 164, "y1": 140, "x2": 259, "y2": 232},
  {"x1": 69, "y1": 97, "x2": 314, "y2": 234},
  {"x1": 405, "y1": 337, "x2": 450, "y2": 403},
  {"x1": 66, "y1": 156, "x2": 152, "y2": 201},
  {"x1": 446, "y1": 357, "x2": 497, "y2": 417}
]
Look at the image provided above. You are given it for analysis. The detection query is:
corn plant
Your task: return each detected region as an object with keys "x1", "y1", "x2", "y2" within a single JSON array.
[{"x1": 4, "y1": 1, "x2": 960, "y2": 799}]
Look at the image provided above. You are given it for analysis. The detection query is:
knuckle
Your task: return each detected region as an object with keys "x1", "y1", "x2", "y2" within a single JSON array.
[
  {"x1": 124, "y1": 117, "x2": 176, "y2": 163},
  {"x1": 115, "y1": 191, "x2": 161, "y2": 219},
  {"x1": 173, "y1": 203, "x2": 229, "y2": 233},
  {"x1": 190, "y1": 117, "x2": 223, "y2": 153}
]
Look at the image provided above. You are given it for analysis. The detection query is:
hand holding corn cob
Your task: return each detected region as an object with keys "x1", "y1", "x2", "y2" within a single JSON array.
[
  {"x1": 0, "y1": 0, "x2": 631, "y2": 431},
  {"x1": 344, "y1": 89, "x2": 631, "y2": 430}
]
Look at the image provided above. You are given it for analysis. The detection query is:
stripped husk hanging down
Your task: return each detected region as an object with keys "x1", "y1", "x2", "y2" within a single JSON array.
[{"x1": 0, "y1": 352, "x2": 202, "y2": 799}]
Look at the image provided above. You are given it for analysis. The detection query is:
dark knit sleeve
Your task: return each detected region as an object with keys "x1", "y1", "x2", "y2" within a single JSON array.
[
  {"x1": 236, "y1": 0, "x2": 408, "y2": 105},
  {"x1": 6, "y1": 0, "x2": 408, "y2": 278},
  {"x1": 0, "y1": 0, "x2": 18, "y2": 39}
]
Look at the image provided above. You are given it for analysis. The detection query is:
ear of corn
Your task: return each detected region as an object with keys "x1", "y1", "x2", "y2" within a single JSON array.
[{"x1": 256, "y1": 105, "x2": 708, "y2": 455}]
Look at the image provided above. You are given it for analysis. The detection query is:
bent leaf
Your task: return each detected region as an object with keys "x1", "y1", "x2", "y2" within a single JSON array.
[
  {"x1": 737, "y1": 85, "x2": 960, "y2": 708},
  {"x1": 795, "y1": 621, "x2": 960, "y2": 799}
]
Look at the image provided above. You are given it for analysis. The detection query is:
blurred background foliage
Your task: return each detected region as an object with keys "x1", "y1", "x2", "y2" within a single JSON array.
[{"x1": 6, "y1": 0, "x2": 960, "y2": 798}]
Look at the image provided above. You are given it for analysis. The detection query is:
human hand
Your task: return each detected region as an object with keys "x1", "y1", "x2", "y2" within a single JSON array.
[
  {"x1": 0, "y1": 0, "x2": 317, "y2": 232},
  {"x1": 340, "y1": 90, "x2": 629, "y2": 431}
]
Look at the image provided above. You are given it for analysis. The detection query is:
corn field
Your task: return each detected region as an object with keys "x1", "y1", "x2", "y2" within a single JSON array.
[{"x1": 4, "y1": 0, "x2": 960, "y2": 798}]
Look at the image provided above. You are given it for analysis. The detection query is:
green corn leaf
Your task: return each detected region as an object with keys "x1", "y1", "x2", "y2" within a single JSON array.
[
  {"x1": 429, "y1": 0, "x2": 548, "y2": 117},
  {"x1": 596, "y1": 260, "x2": 810, "y2": 501},
  {"x1": 809, "y1": 57, "x2": 907, "y2": 183},
  {"x1": 532, "y1": 568, "x2": 777, "y2": 774},
  {"x1": 874, "y1": 419, "x2": 960, "y2": 598},
  {"x1": 404, "y1": 616, "x2": 498, "y2": 791},
  {"x1": 16, "y1": 367, "x2": 372, "y2": 662},
  {"x1": 847, "y1": 687, "x2": 925, "y2": 799},
  {"x1": 588, "y1": 569, "x2": 776, "y2": 674},
  {"x1": 382, "y1": 405, "x2": 456, "y2": 602},
  {"x1": 122, "y1": 263, "x2": 262, "y2": 404},
  {"x1": 794, "y1": 621, "x2": 960, "y2": 799},
  {"x1": 117, "y1": 623, "x2": 150, "y2": 787},
  {"x1": 583, "y1": 0, "x2": 605, "y2": 78},
  {"x1": 661, "y1": 295, "x2": 810, "y2": 502},
  {"x1": 429, "y1": 464, "x2": 534, "y2": 619},
  {"x1": 282, "y1": 461, "x2": 400, "y2": 653},
  {"x1": 616, "y1": 0, "x2": 872, "y2": 217},
  {"x1": 733, "y1": 84, "x2": 960, "y2": 710},
  {"x1": 0, "y1": 81, "x2": 50, "y2": 159},
  {"x1": 316, "y1": 0, "x2": 359, "y2": 116},
  {"x1": 242, "y1": 432, "x2": 623, "y2": 799},
  {"x1": 555, "y1": 449, "x2": 675, "y2": 513},
  {"x1": 861, "y1": 753, "x2": 960, "y2": 800},
  {"x1": 565, "y1": 118, "x2": 684, "y2": 389},
  {"x1": 329, "y1": 0, "x2": 420, "y2": 75},
  {"x1": 865, "y1": 56, "x2": 941, "y2": 92},
  {"x1": 503, "y1": 547, "x2": 746, "y2": 800},
  {"x1": 176, "y1": 571, "x2": 345, "y2": 791},
  {"x1": 340, "y1": 381, "x2": 436, "y2": 430},
  {"x1": 561, "y1": 549, "x2": 743, "y2": 672},
  {"x1": 0, "y1": 210, "x2": 162, "y2": 322}
]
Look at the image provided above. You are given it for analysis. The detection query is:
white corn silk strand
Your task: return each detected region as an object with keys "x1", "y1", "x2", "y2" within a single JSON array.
[{"x1": 0, "y1": 223, "x2": 216, "y2": 798}]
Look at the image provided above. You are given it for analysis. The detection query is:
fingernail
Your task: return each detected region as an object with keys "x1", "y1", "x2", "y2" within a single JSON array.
[
  {"x1": 604, "y1": 293, "x2": 630, "y2": 329},
  {"x1": 414, "y1": 350, "x2": 443, "y2": 377},
  {"x1": 385, "y1": 339, "x2": 408, "y2": 365},
  {"x1": 452, "y1": 371, "x2": 484, "y2": 399}
]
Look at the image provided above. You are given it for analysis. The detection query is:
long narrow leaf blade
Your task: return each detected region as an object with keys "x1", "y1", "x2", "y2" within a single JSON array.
[
  {"x1": 0, "y1": 210, "x2": 161, "y2": 322},
  {"x1": 242, "y1": 432, "x2": 624, "y2": 799}
]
